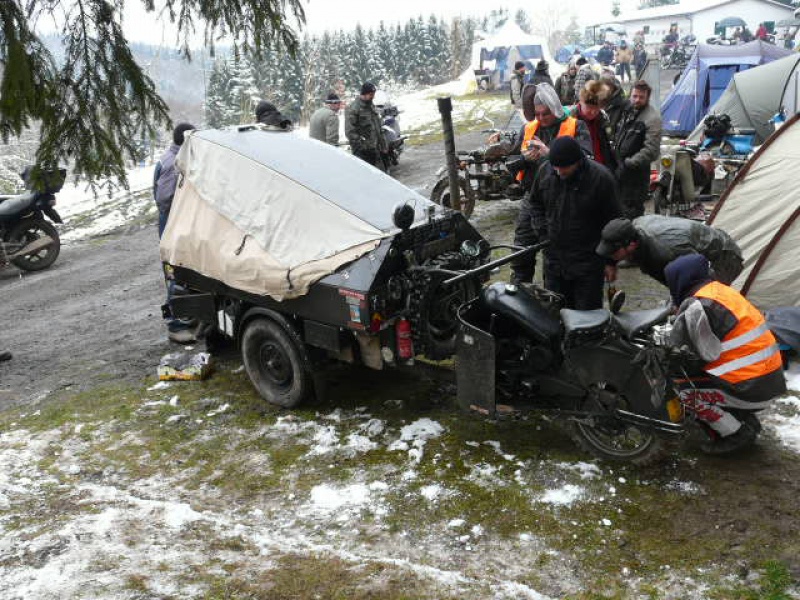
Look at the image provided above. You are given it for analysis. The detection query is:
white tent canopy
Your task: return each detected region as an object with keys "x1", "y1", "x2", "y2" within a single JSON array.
[
  {"x1": 707, "y1": 113, "x2": 800, "y2": 309},
  {"x1": 470, "y1": 21, "x2": 556, "y2": 87},
  {"x1": 160, "y1": 127, "x2": 438, "y2": 300}
]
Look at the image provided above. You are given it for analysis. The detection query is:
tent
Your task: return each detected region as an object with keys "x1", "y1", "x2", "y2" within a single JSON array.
[
  {"x1": 706, "y1": 113, "x2": 800, "y2": 309},
  {"x1": 660, "y1": 41, "x2": 791, "y2": 137},
  {"x1": 555, "y1": 44, "x2": 583, "y2": 63},
  {"x1": 160, "y1": 127, "x2": 437, "y2": 300},
  {"x1": 471, "y1": 21, "x2": 555, "y2": 89},
  {"x1": 688, "y1": 54, "x2": 800, "y2": 144}
]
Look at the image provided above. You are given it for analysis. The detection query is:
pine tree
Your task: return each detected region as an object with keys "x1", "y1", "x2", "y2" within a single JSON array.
[
  {"x1": 0, "y1": 0, "x2": 306, "y2": 185},
  {"x1": 515, "y1": 9, "x2": 532, "y2": 34}
]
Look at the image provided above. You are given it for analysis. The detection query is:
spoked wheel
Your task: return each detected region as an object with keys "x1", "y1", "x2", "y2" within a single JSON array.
[
  {"x1": 241, "y1": 317, "x2": 313, "y2": 408},
  {"x1": 7, "y1": 219, "x2": 61, "y2": 271},
  {"x1": 429, "y1": 177, "x2": 475, "y2": 219},
  {"x1": 570, "y1": 382, "x2": 666, "y2": 465}
]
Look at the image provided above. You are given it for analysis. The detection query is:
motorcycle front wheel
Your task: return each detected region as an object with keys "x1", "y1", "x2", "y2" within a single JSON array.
[
  {"x1": 7, "y1": 219, "x2": 61, "y2": 271},
  {"x1": 570, "y1": 383, "x2": 667, "y2": 466},
  {"x1": 430, "y1": 177, "x2": 475, "y2": 219},
  {"x1": 651, "y1": 186, "x2": 668, "y2": 215}
]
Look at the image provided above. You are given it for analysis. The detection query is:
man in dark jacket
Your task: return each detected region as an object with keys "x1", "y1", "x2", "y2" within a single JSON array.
[
  {"x1": 597, "y1": 215, "x2": 744, "y2": 286},
  {"x1": 309, "y1": 92, "x2": 342, "y2": 145},
  {"x1": 345, "y1": 82, "x2": 388, "y2": 171},
  {"x1": 153, "y1": 122, "x2": 195, "y2": 237},
  {"x1": 664, "y1": 254, "x2": 785, "y2": 453},
  {"x1": 599, "y1": 73, "x2": 629, "y2": 135},
  {"x1": 614, "y1": 80, "x2": 662, "y2": 218},
  {"x1": 512, "y1": 136, "x2": 622, "y2": 309},
  {"x1": 530, "y1": 60, "x2": 554, "y2": 87},
  {"x1": 554, "y1": 61, "x2": 577, "y2": 105},
  {"x1": 596, "y1": 41, "x2": 615, "y2": 66}
]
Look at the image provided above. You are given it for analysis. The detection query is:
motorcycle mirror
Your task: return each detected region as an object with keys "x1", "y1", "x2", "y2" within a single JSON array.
[{"x1": 610, "y1": 290, "x2": 626, "y2": 315}]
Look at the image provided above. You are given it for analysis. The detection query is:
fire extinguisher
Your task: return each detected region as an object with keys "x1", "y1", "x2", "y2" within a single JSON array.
[{"x1": 395, "y1": 318, "x2": 414, "y2": 361}]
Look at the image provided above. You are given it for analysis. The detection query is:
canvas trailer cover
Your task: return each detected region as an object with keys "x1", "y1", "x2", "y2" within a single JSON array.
[
  {"x1": 707, "y1": 113, "x2": 800, "y2": 309},
  {"x1": 160, "y1": 126, "x2": 439, "y2": 300}
]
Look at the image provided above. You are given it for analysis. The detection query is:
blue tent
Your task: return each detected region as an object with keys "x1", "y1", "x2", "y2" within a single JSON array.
[
  {"x1": 661, "y1": 40, "x2": 791, "y2": 137},
  {"x1": 555, "y1": 44, "x2": 584, "y2": 63}
]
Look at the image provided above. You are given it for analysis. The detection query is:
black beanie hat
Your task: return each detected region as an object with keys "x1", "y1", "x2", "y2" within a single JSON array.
[
  {"x1": 324, "y1": 92, "x2": 341, "y2": 103},
  {"x1": 548, "y1": 136, "x2": 584, "y2": 167},
  {"x1": 173, "y1": 122, "x2": 195, "y2": 146},
  {"x1": 514, "y1": 60, "x2": 526, "y2": 70},
  {"x1": 255, "y1": 100, "x2": 277, "y2": 120},
  {"x1": 360, "y1": 81, "x2": 377, "y2": 95}
]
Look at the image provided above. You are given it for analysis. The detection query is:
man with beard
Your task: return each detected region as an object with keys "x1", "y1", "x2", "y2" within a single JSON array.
[
  {"x1": 614, "y1": 80, "x2": 662, "y2": 218},
  {"x1": 511, "y1": 136, "x2": 622, "y2": 309}
]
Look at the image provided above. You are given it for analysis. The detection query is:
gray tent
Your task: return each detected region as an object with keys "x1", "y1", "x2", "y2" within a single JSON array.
[{"x1": 688, "y1": 54, "x2": 800, "y2": 144}]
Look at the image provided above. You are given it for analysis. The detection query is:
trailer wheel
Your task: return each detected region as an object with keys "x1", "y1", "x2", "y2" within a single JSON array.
[{"x1": 241, "y1": 317, "x2": 312, "y2": 408}]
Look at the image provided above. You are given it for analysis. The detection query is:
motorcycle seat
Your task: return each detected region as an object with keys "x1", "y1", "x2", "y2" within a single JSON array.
[
  {"x1": 561, "y1": 308, "x2": 611, "y2": 338},
  {"x1": 482, "y1": 282, "x2": 560, "y2": 345},
  {"x1": 0, "y1": 192, "x2": 37, "y2": 217},
  {"x1": 613, "y1": 305, "x2": 672, "y2": 341}
]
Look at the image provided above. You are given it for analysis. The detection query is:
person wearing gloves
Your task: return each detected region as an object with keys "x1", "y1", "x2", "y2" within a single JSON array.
[
  {"x1": 596, "y1": 215, "x2": 744, "y2": 287},
  {"x1": 664, "y1": 254, "x2": 786, "y2": 454},
  {"x1": 614, "y1": 80, "x2": 662, "y2": 218},
  {"x1": 511, "y1": 136, "x2": 621, "y2": 308}
]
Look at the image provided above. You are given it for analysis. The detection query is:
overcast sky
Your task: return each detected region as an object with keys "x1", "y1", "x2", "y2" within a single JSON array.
[{"x1": 118, "y1": 0, "x2": 637, "y2": 47}]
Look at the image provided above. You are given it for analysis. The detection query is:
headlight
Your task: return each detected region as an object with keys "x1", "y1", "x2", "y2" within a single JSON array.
[{"x1": 661, "y1": 156, "x2": 674, "y2": 168}]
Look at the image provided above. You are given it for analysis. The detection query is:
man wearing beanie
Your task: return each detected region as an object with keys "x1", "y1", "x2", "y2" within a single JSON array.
[
  {"x1": 309, "y1": 92, "x2": 343, "y2": 145},
  {"x1": 512, "y1": 136, "x2": 622, "y2": 310},
  {"x1": 510, "y1": 61, "x2": 526, "y2": 108},
  {"x1": 345, "y1": 81, "x2": 388, "y2": 171}
]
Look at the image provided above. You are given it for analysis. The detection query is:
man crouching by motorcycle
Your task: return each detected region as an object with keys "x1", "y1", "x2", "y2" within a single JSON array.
[{"x1": 664, "y1": 254, "x2": 786, "y2": 454}]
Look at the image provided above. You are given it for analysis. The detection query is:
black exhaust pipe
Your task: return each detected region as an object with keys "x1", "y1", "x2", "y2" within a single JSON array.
[{"x1": 437, "y1": 97, "x2": 461, "y2": 213}]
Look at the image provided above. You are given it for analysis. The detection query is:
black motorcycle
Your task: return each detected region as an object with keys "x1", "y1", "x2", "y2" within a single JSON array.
[
  {"x1": 429, "y1": 121, "x2": 523, "y2": 219},
  {"x1": 442, "y1": 242, "x2": 762, "y2": 464},
  {"x1": 0, "y1": 167, "x2": 64, "y2": 272},
  {"x1": 378, "y1": 104, "x2": 407, "y2": 170}
]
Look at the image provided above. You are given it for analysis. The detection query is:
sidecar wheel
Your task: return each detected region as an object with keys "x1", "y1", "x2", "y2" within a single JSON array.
[
  {"x1": 430, "y1": 177, "x2": 475, "y2": 219},
  {"x1": 570, "y1": 383, "x2": 668, "y2": 466}
]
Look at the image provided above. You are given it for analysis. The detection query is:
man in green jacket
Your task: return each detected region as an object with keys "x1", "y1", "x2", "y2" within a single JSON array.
[
  {"x1": 309, "y1": 92, "x2": 342, "y2": 146},
  {"x1": 345, "y1": 82, "x2": 388, "y2": 171}
]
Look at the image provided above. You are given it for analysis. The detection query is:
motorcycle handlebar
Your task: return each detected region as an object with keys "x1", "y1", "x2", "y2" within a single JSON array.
[{"x1": 442, "y1": 241, "x2": 551, "y2": 287}]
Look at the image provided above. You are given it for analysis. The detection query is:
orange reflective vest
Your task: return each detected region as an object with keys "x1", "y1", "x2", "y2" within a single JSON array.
[
  {"x1": 516, "y1": 117, "x2": 579, "y2": 181},
  {"x1": 694, "y1": 281, "x2": 782, "y2": 384}
]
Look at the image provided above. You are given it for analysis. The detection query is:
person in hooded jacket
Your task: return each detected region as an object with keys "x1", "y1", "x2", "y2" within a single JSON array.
[
  {"x1": 615, "y1": 40, "x2": 633, "y2": 82},
  {"x1": 664, "y1": 254, "x2": 786, "y2": 454},
  {"x1": 511, "y1": 136, "x2": 621, "y2": 309},
  {"x1": 508, "y1": 83, "x2": 592, "y2": 192},
  {"x1": 153, "y1": 122, "x2": 195, "y2": 237},
  {"x1": 254, "y1": 100, "x2": 293, "y2": 130},
  {"x1": 529, "y1": 59, "x2": 554, "y2": 87}
]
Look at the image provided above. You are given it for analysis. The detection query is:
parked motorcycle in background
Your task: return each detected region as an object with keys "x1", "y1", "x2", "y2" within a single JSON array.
[
  {"x1": 661, "y1": 34, "x2": 696, "y2": 70},
  {"x1": 651, "y1": 142, "x2": 715, "y2": 220},
  {"x1": 374, "y1": 91, "x2": 407, "y2": 170},
  {"x1": 0, "y1": 166, "x2": 64, "y2": 272},
  {"x1": 699, "y1": 113, "x2": 756, "y2": 190},
  {"x1": 429, "y1": 112, "x2": 524, "y2": 219}
]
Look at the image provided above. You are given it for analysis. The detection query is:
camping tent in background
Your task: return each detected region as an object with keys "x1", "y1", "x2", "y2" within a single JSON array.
[
  {"x1": 660, "y1": 41, "x2": 791, "y2": 137},
  {"x1": 555, "y1": 44, "x2": 584, "y2": 63},
  {"x1": 707, "y1": 113, "x2": 800, "y2": 309},
  {"x1": 471, "y1": 21, "x2": 556, "y2": 90},
  {"x1": 687, "y1": 54, "x2": 800, "y2": 144}
]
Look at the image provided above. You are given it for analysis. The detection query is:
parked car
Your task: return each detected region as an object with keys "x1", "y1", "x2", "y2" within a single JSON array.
[{"x1": 161, "y1": 126, "x2": 489, "y2": 408}]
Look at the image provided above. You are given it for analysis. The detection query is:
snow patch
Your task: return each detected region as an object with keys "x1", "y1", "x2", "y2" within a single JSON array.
[{"x1": 539, "y1": 484, "x2": 584, "y2": 506}]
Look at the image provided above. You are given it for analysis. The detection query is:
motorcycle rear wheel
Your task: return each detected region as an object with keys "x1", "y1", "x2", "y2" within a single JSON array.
[
  {"x1": 7, "y1": 219, "x2": 61, "y2": 271},
  {"x1": 430, "y1": 177, "x2": 475, "y2": 219},
  {"x1": 570, "y1": 383, "x2": 667, "y2": 465}
]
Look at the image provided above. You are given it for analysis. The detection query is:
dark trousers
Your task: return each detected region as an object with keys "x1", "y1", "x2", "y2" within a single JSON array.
[
  {"x1": 618, "y1": 169, "x2": 649, "y2": 219},
  {"x1": 544, "y1": 260, "x2": 604, "y2": 310},
  {"x1": 354, "y1": 148, "x2": 386, "y2": 172},
  {"x1": 617, "y1": 62, "x2": 632, "y2": 81}
]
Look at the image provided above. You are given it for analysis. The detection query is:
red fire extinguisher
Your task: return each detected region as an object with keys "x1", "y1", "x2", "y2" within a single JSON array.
[{"x1": 395, "y1": 318, "x2": 414, "y2": 360}]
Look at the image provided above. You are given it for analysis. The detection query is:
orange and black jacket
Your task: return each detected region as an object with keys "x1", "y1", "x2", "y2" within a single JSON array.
[{"x1": 692, "y1": 281, "x2": 786, "y2": 401}]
